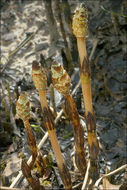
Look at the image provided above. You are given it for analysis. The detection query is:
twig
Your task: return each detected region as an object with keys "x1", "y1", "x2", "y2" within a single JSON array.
[
  {"x1": 72, "y1": 182, "x2": 82, "y2": 189},
  {"x1": 94, "y1": 164, "x2": 127, "y2": 188},
  {"x1": 89, "y1": 39, "x2": 98, "y2": 62},
  {"x1": 81, "y1": 160, "x2": 90, "y2": 190},
  {"x1": 100, "y1": 5, "x2": 127, "y2": 18},
  {"x1": 72, "y1": 80, "x2": 81, "y2": 96}
]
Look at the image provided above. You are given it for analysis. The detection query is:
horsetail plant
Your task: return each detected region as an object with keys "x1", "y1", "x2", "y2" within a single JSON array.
[
  {"x1": 16, "y1": 93, "x2": 44, "y2": 189},
  {"x1": 72, "y1": 3, "x2": 99, "y2": 181},
  {"x1": 51, "y1": 62, "x2": 87, "y2": 174},
  {"x1": 32, "y1": 60, "x2": 72, "y2": 190},
  {"x1": 16, "y1": 93, "x2": 38, "y2": 169}
]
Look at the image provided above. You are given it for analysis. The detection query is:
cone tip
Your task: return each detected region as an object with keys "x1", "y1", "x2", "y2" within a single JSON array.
[{"x1": 32, "y1": 60, "x2": 40, "y2": 71}]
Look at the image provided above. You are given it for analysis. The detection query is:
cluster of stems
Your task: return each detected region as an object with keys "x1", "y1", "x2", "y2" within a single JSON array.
[
  {"x1": 72, "y1": 3, "x2": 99, "y2": 181},
  {"x1": 16, "y1": 93, "x2": 44, "y2": 190},
  {"x1": 51, "y1": 62, "x2": 87, "y2": 174},
  {"x1": 32, "y1": 60, "x2": 72, "y2": 190},
  {"x1": 16, "y1": 3, "x2": 100, "y2": 188}
]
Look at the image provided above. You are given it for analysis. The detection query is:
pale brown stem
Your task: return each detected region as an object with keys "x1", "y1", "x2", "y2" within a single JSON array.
[
  {"x1": 81, "y1": 82, "x2": 93, "y2": 115},
  {"x1": 39, "y1": 90, "x2": 48, "y2": 108},
  {"x1": 38, "y1": 89, "x2": 72, "y2": 189},
  {"x1": 76, "y1": 36, "x2": 99, "y2": 181},
  {"x1": 77, "y1": 37, "x2": 93, "y2": 115},
  {"x1": 77, "y1": 37, "x2": 87, "y2": 66},
  {"x1": 48, "y1": 130, "x2": 65, "y2": 168}
]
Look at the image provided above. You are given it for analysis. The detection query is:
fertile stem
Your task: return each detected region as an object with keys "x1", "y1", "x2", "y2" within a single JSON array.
[
  {"x1": 16, "y1": 93, "x2": 44, "y2": 188},
  {"x1": 51, "y1": 62, "x2": 87, "y2": 174},
  {"x1": 77, "y1": 38, "x2": 87, "y2": 65},
  {"x1": 32, "y1": 61, "x2": 72, "y2": 190},
  {"x1": 65, "y1": 94, "x2": 87, "y2": 174},
  {"x1": 16, "y1": 93, "x2": 37, "y2": 169},
  {"x1": 72, "y1": 3, "x2": 99, "y2": 181}
]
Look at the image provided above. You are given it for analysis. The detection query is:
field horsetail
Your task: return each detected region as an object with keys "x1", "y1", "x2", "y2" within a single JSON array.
[
  {"x1": 32, "y1": 60, "x2": 72, "y2": 190},
  {"x1": 72, "y1": 3, "x2": 99, "y2": 182},
  {"x1": 51, "y1": 62, "x2": 87, "y2": 174}
]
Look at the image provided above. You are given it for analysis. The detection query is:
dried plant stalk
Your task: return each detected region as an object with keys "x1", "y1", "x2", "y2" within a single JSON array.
[
  {"x1": 56, "y1": 0, "x2": 73, "y2": 74},
  {"x1": 32, "y1": 61, "x2": 72, "y2": 190},
  {"x1": 61, "y1": 0, "x2": 72, "y2": 34},
  {"x1": 43, "y1": 0, "x2": 59, "y2": 45},
  {"x1": 51, "y1": 62, "x2": 87, "y2": 174},
  {"x1": 72, "y1": 3, "x2": 99, "y2": 181}
]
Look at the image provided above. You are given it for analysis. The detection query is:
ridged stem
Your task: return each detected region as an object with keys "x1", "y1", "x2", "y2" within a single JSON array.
[
  {"x1": 48, "y1": 130, "x2": 65, "y2": 166},
  {"x1": 80, "y1": 74, "x2": 93, "y2": 115},
  {"x1": 24, "y1": 120, "x2": 38, "y2": 169},
  {"x1": 65, "y1": 93, "x2": 86, "y2": 174},
  {"x1": 77, "y1": 37, "x2": 99, "y2": 181},
  {"x1": 72, "y1": 4, "x2": 99, "y2": 179},
  {"x1": 77, "y1": 37, "x2": 87, "y2": 66},
  {"x1": 51, "y1": 62, "x2": 86, "y2": 174},
  {"x1": 39, "y1": 90, "x2": 72, "y2": 190},
  {"x1": 39, "y1": 90, "x2": 48, "y2": 109}
]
